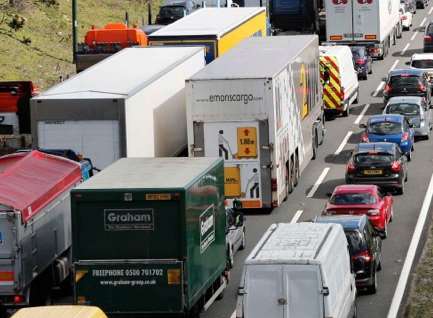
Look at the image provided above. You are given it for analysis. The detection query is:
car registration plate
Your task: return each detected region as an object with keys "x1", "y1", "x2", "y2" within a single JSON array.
[{"x1": 364, "y1": 169, "x2": 382, "y2": 175}]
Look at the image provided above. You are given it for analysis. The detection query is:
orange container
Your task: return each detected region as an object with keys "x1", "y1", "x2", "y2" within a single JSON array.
[{"x1": 84, "y1": 23, "x2": 148, "y2": 48}]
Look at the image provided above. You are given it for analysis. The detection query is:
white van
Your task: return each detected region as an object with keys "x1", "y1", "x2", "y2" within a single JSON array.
[
  {"x1": 235, "y1": 223, "x2": 357, "y2": 318},
  {"x1": 320, "y1": 45, "x2": 359, "y2": 117}
]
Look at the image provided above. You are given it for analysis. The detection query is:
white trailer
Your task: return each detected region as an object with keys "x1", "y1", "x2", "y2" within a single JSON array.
[
  {"x1": 186, "y1": 36, "x2": 325, "y2": 209},
  {"x1": 325, "y1": 0, "x2": 402, "y2": 59},
  {"x1": 31, "y1": 47, "x2": 205, "y2": 170}
]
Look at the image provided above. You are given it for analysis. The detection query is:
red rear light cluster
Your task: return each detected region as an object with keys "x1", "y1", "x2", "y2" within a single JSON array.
[
  {"x1": 352, "y1": 250, "x2": 372, "y2": 262},
  {"x1": 361, "y1": 132, "x2": 369, "y2": 143},
  {"x1": 367, "y1": 209, "x2": 380, "y2": 216},
  {"x1": 401, "y1": 132, "x2": 409, "y2": 142},
  {"x1": 391, "y1": 160, "x2": 401, "y2": 172},
  {"x1": 418, "y1": 82, "x2": 427, "y2": 92},
  {"x1": 425, "y1": 35, "x2": 433, "y2": 42},
  {"x1": 13, "y1": 295, "x2": 25, "y2": 304},
  {"x1": 271, "y1": 178, "x2": 277, "y2": 191},
  {"x1": 356, "y1": 58, "x2": 366, "y2": 64},
  {"x1": 384, "y1": 83, "x2": 392, "y2": 94},
  {"x1": 401, "y1": 15, "x2": 407, "y2": 20},
  {"x1": 347, "y1": 161, "x2": 356, "y2": 173}
]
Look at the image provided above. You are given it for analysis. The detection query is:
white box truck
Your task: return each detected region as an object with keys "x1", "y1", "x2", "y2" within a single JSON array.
[
  {"x1": 31, "y1": 47, "x2": 205, "y2": 170},
  {"x1": 325, "y1": 0, "x2": 402, "y2": 59},
  {"x1": 186, "y1": 35, "x2": 325, "y2": 210},
  {"x1": 235, "y1": 223, "x2": 357, "y2": 318}
]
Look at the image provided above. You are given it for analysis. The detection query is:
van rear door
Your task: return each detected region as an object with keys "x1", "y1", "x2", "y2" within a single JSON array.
[
  {"x1": 283, "y1": 265, "x2": 324, "y2": 317},
  {"x1": 244, "y1": 265, "x2": 284, "y2": 318}
]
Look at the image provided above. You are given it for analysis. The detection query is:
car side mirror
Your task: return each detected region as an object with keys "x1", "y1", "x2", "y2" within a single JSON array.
[
  {"x1": 405, "y1": 61, "x2": 411, "y2": 66},
  {"x1": 359, "y1": 123, "x2": 367, "y2": 129},
  {"x1": 326, "y1": 192, "x2": 333, "y2": 198}
]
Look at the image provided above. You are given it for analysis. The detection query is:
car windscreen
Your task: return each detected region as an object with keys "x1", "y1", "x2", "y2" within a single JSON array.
[
  {"x1": 368, "y1": 121, "x2": 402, "y2": 134},
  {"x1": 386, "y1": 103, "x2": 420, "y2": 116},
  {"x1": 159, "y1": 6, "x2": 184, "y2": 18},
  {"x1": 390, "y1": 75, "x2": 421, "y2": 88},
  {"x1": 354, "y1": 152, "x2": 394, "y2": 164},
  {"x1": 427, "y1": 23, "x2": 433, "y2": 34},
  {"x1": 411, "y1": 59, "x2": 433, "y2": 68},
  {"x1": 346, "y1": 231, "x2": 366, "y2": 255},
  {"x1": 351, "y1": 48, "x2": 365, "y2": 58},
  {"x1": 330, "y1": 192, "x2": 376, "y2": 205}
]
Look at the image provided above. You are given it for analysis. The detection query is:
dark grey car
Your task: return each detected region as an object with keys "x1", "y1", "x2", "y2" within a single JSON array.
[{"x1": 401, "y1": 0, "x2": 416, "y2": 13}]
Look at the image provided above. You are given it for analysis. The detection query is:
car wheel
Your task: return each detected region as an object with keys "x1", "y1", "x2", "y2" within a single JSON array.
[
  {"x1": 382, "y1": 222, "x2": 388, "y2": 239},
  {"x1": 377, "y1": 257, "x2": 383, "y2": 271},
  {"x1": 367, "y1": 270, "x2": 378, "y2": 294},
  {"x1": 407, "y1": 150, "x2": 412, "y2": 161},
  {"x1": 227, "y1": 246, "x2": 234, "y2": 269},
  {"x1": 240, "y1": 230, "x2": 246, "y2": 250},
  {"x1": 397, "y1": 181, "x2": 405, "y2": 195},
  {"x1": 343, "y1": 104, "x2": 350, "y2": 117}
]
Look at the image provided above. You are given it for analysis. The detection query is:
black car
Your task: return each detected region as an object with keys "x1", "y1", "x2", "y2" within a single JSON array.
[
  {"x1": 416, "y1": 0, "x2": 428, "y2": 8},
  {"x1": 383, "y1": 69, "x2": 431, "y2": 105},
  {"x1": 424, "y1": 21, "x2": 433, "y2": 52},
  {"x1": 314, "y1": 215, "x2": 382, "y2": 294},
  {"x1": 350, "y1": 46, "x2": 373, "y2": 80},
  {"x1": 346, "y1": 142, "x2": 408, "y2": 194}
]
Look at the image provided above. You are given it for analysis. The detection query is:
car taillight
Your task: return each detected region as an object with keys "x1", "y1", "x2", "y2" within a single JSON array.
[
  {"x1": 418, "y1": 82, "x2": 427, "y2": 92},
  {"x1": 352, "y1": 250, "x2": 372, "y2": 262},
  {"x1": 384, "y1": 83, "x2": 392, "y2": 94},
  {"x1": 401, "y1": 15, "x2": 407, "y2": 20},
  {"x1": 347, "y1": 161, "x2": 356, "y2": 173},
  {"x1": 401, "y1": 132, "x2": 409, "y2": 142},
  {"x1": 425, "y1": 35, "x2": 433, "y2": 42},
  {"x1": 13, "y1": 295, "x2": 25, "y2": 304},
  {"x1": 361, "y1": 132, "x2": 369, "y2": 143},
  {"x1": 271, "y1": 178, "x2": 277, "y2": 191},
  {"x1": 356, "y1": 58, "x2": 366, "y2": 64},
  {"x1": 367, "y1": 208, "x2": 380, "y2": 216},
  {"x1": 391, "y1": 160, "x2": 401, "y2": 172}
]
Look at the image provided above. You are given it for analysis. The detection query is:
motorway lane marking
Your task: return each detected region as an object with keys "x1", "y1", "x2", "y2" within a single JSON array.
[
  {"x1": 307, "y1": 167, "x2": 330, "y2": 198},
  {"x1": 373, "y1": 82, "x2": 385, "y2": 97},
  {"x1": 410, "y1": 31, "x2": 419, "y2": 41},
  {"x1": 387, "y1": 173, "x2": 433, "y2": 318},
  {"x1": 429, "y1": 6, "x2": 433, "y2": 14},
  {"x1": 334, "y1": 131, "x2": 353, "y2": 155},
  {"x1": 420, "y1": 17, "x2": 427, "y2": 27},
  {"x1": 389, "y1": 59, "x2": 400, "y2": 71},
  {"x1": 401, "y1": 43, "x2": 410, "y2": 56},
  {"x1": 354, "y1": 103, "x2": 370, "y2": 125},
  {"x1": 231, "y1": 311, "x2": 236, "y2": 318},
  {"x1": 290, "y1": 210, "x2": 304, "y2": 223}
]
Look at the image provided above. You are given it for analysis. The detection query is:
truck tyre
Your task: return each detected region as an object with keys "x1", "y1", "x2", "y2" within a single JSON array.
[
  {"x1": 293, "y1": 154, "x2": 299, "y2": 187},
  {"x1": 367, "y1": 270, "x2": 378, "y2": 294},
  {"x1": 312, "y1": 131, "x2": 318, "y2": 160},
  {"x1": 287, "y1": 161, "x2": 294, "y2": 194},
  {"x1": 227, "y1": 246, "x2": 234, "y2": 269}
]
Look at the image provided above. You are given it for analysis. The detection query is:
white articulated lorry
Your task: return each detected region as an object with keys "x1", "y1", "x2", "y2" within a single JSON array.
[
  {"x1": 31, "y1": 47, "x2": 205, "y2": 170},
  {"x1": 325, "y1": 0, "x2": 401, "y2": 59},
  {"x1": 186, "y1": 35, "x2": 325, "y2": 210}
]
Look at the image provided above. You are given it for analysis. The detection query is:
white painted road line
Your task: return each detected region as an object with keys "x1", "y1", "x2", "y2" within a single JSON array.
[
  {"x1": 401, "y1": 43, "x2": 410, "y2": 56},
  {"x1": 410, "y1": 31, "x2": 419, "y2": 41},
  {"x1": 307, "y1": 167, "x2": 330, "y2": 198},
  {"x1": 354, "y1": 103, "x2": 370, "y2": 125},
  {"x1": 373, "y1": 82, "x2": 385, "y2": 97},
  {"x1": 290, "y1": 210, "x2": 304, "y2": 223},
  {"x1": 334, "y1": 131, "x2": 353, "y2": 155},
  {"x1": 387, "y1": 173, "x2": 433, "y2": 318},
  {"x1": 231, "y1": 310, "x2": 236, "y2": 318},
  {"x1": 420, "y1": 17, "x2": 427, "y2": 27},
  {"x1": 390, "y1": 59, "x2": 400, "y2": 71},
  {"x1": 429, "y1": 6, "x2": 433, "y2": 14}
]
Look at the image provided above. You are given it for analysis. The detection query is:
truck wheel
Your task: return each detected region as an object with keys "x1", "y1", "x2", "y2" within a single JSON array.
[
  {"x1": 293, "y1": 155, "x2": 300, "y2": 187},
  {"x1": 227, "y1": 246, "x2": 234, "y2": 269},
  {"x1": 312, "y1": 131, "x2": 318, "y2": 160},
  {"x1": 286, "y1": 161, "x2": 294, "y2": 194}
]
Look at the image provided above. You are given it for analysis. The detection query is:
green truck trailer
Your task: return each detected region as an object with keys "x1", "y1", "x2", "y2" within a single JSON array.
[{"x1": 71, "y1": 157, "x2": 228, "y2": 317}]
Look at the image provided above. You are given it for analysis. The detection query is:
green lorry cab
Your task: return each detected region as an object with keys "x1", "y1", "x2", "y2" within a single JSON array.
[{"x1": 71, "y1": 157, "x2": 228, "y2": 317}]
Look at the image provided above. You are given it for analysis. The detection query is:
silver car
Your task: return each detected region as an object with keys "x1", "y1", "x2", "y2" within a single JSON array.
[{"x1": 383, "y1": 96, "x2": 432, "y2": 138}]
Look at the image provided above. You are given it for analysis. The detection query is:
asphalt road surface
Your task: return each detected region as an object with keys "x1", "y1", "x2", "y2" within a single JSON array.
[{"x1": 201, "y1": 5, "x2": 433, "y2": 318}]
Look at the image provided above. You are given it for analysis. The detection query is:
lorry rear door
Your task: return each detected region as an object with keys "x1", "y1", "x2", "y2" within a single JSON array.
[
  {"x1": 0, "y1": 213, "x2": 19, "y2": 293},
  {"x1": 37, "y1": 120, "x2": 120, "y2": 170},
  {"x1": 283, "y1": 265, "x2": 324, "y2": 317},
  {"x1": 244, "y1": 265, "x2": 284, "y2": 318},
  {"x1": 202, "y1": 121, "x2": 263, "y2": 208},
  {"x1": 326, "y1": 0, "x2": 353, "y2": 42},
  {"x1": 353, "y1": 0, "x2": 377, "y2": 42}
]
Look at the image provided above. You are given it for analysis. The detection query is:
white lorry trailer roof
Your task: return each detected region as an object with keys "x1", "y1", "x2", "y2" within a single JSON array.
[
  {"x1": 150, "y1": 7, "x2": 265, "y2": 38},
  {"x1": 189, "y1": 35, "x2": 318, "y2": 80},
  {"x1": 34, "y1": 47, "x2": 204, "y2": 100},
  {"x1": 245, "y1": 223, "x2": 341, "y2": 265}
]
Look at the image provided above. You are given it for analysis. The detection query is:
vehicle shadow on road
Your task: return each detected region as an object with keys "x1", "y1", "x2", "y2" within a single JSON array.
[
  {"x1": 348, "y1": 131, "x2": 363, "y2": 144},
  {"x1": 392, "y1": 48, "x2": 423, "y2": 58},
  {"x1": 368, "y1": 102, "x2": 385, "y2": 114},
  {"x1": 305, "y1": 178, "x2": 346, "y2": 199},
  {"x1": 324, "y1": 150, "x2": 353, "y2": 165}
]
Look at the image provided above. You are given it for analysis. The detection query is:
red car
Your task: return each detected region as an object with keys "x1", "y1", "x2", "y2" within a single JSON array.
[{"x1": 323, "y1": 184, "x2": 393, "y2": 238}]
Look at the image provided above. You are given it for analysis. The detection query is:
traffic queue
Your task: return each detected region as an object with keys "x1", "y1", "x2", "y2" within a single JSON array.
[{"x1": 0, "y1": 1, "x2": 433, "y2": 317}]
